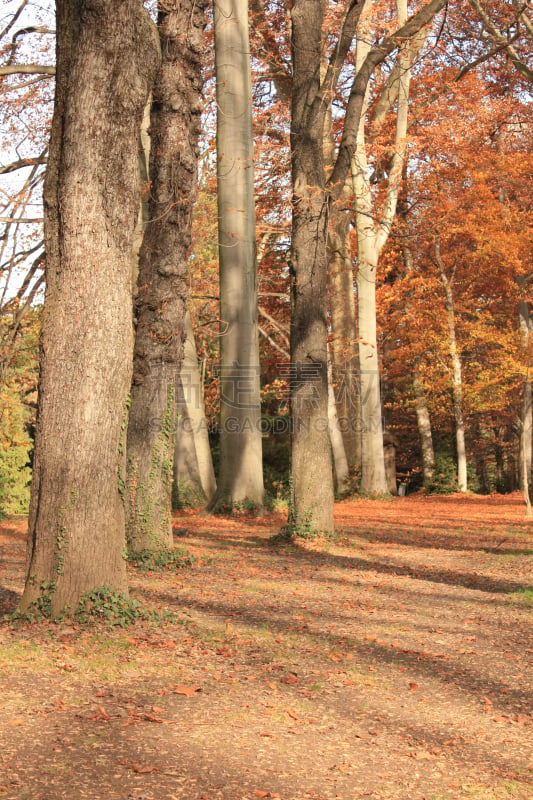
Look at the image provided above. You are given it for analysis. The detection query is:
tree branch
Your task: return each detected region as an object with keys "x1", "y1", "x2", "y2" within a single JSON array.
[
  {"x1": 0, "y1": 156, "x2": 47, "y2": 175},
  {"x1": 0, "y1": 64, "x2": 55, "y2": 76},
  {"x1": 328, "y1": 0, "x2": 447, "y2": 199}
]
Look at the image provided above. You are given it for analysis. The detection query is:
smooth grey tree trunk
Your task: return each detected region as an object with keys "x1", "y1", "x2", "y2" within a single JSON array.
[
  {"x1": 518, "y1": 282, "x2": 532, "y2": 516},
  {"x1": 328, "y1": 345, "x2": 350, "y2": 495},
  {"x1": 327, "y1": 178, "x2": 361, "y2": 472},
  {"x1": 174, "y1": 312, "x2": 217, "y2": 506},
  {"x1": 437, "y1": 240, "x2": 468, "y2": 493},
  {"x1": 351, "y1": 0, "x2": 411, "y2": 495},
  {"x1": 209, "y1": 0, "x2": 264, "y2": 511},
  {"x1": 20, "y1": 0, "x2": 160, "y2": 616},
  {"x1": 125, "y1": 0, "x2": 206, "y2": 553},
  {"x1": 413, "y1": 360, "x2": 435, "y2": 486}
]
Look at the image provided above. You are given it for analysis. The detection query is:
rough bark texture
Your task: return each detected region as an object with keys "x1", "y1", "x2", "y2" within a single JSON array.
[
  {"x1": 289, "y1": 0, "x2": 335, "y2": 535},
  {"x1": 125, "y1": 0, "x2": 206, "y2": 553},
  {"x1": 174, "y1": 312, "x2": 217, "y2": 506},
  {"x1": 209, "y1": 0, "x2": 264, "y2": 511},
  {"x1": 20, "y1": 0, "x2": 160, "y2": 616}
]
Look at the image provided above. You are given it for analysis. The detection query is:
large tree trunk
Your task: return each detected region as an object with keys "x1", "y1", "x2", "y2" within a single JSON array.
[
  {"x1": 289, "y1": 0, "x2": 334, "y2": 535},
  {"x1": 288, "y1": 0, "x2": 445, "y2": 529},
  {"x1": 174, "y1": 312, "x2": 217, "y2": 506},
  {"x1": 20, "y1": 0, "x2": 160, "y2": 616},
  {"x1": 125, "y1": 0, "x2": 206, "y2": 553},
  {"x1": 209, "y1": 0, "x2": 264, "y2": 511}
]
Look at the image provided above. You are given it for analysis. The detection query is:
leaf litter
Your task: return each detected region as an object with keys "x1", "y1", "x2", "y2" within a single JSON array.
[{"x1": 0, "y1": 493, "x2": 531, "y2": 799}]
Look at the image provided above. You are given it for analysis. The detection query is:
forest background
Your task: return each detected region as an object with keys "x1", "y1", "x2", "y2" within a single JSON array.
[{"x1": 0, "y1": 0, "x2": 532, "y2": 610}]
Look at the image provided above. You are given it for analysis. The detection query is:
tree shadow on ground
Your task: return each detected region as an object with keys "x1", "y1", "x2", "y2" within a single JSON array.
[
  {"x1": 345, "y1": 521, "x2": 533, "y2": 555},
  {"x1": 132, "y1": 581, "x2": 533, "y2": 717},
  {"x1": 176, "y1": 527, "x2": 532, "y2": 595}
]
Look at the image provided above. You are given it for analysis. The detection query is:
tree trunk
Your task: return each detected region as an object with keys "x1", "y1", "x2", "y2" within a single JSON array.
[
  {"x1": 327, "y1": 179, "x2": 361, "y2": 472},
  {"x1": 351, "y1": 0, "x2": 411, "y2": 495},
  {"x1": 209, "y1": 0, "x2": 264, "y2": 511},
  {"x1": 356, "y1": 245, "x2": 389, "y2": 493},
  {"x1": 328, "y1": 345, "x2": 350, "y2": 495},
  {"x1": 174, "y1": 311, "x2": 217, "y2": 506},
  {"x1": 125, "y1": 0, "x2": 206, "y2": 553},
  {"x1": 518, "y1": 285, "x2": 532, "y2": 516},
  {"x1": 288, "y1": 0, "x2": 445, "y2": 529},
  {"x1": 20, "y1": 0, "x2": 160, "y2": 616},
  {"x1": 413, "y1": 361, "x2": 435, "y2": 486},
  {"x1": 289, "y1": 0, "x2": 334, "y2": 535},
  {"x1": 438, "y1": 244, "x2": 468, "y2": 493}
]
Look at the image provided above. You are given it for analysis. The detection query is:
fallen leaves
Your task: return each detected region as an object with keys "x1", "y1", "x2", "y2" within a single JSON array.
[
  {"x1": 0, "y1": 495, "x2": 532, "y2": 800},
  {"x1": 173, "y1": 685, "x2": 202, "y2": 696}
]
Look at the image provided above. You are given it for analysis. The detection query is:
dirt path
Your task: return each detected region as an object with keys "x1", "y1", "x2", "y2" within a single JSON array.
[{"x1": 0, "y1": 494, "x2": 532, "y2": 800}]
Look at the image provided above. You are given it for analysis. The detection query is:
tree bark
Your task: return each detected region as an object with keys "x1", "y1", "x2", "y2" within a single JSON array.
[
  {"x1": 209, "y1": 0, "x2": 264, "y2": 511},
  {"x1": 288, "y1": 0, "x2": 335, "y2": 535},
  {"x1": 125, "y1": 0, "x2": 206, "y2": 553},
  {"x1": 20, "y1": 0, "x2": 160, "y2": 616}
]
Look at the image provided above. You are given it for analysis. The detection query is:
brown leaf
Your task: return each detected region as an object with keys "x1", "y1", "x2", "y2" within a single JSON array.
[
  {"x1": 280, "y1": 674, "x2": 298, "y2": 685},
  {"x1": 174, "y1": 685, "x2": 202, "y2": 696},
  {"x1": 408, "y1": 682, "x2": 419, "y2": 691},
  {"x1": 131, "y1": 763, "x2": 158, "y2": 774}
]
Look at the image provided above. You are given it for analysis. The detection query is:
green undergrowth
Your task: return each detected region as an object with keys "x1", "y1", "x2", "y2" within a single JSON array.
[
  {"x1": 127, "y1": 546, "x2": 196, "y2": 573},
  {"x1": 11, "y1": 585, "x2": 178, "y2": 627},
  {"x1": 73, "y1": 587, "x2": 175, "y2": 626}
]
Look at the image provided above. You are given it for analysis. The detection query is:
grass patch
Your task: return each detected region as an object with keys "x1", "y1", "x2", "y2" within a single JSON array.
[{"x1": 511, "y1": 587, "x2": 533, "y2": 606}]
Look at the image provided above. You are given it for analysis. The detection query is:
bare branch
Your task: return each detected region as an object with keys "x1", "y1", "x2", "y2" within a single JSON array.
[
  {"x1": 328, "y1": 0, "x2": 447, "y2": 198},
  {"x1": 0, "y1": 0, "x2": 29, "y2": 40},
  {"x1": 468, "y1": 0, "x2": 533, "y2": 83},
  {"x1": 0, "y1": 64, "x2": 55, "y2": 76},
  {"x1": 0, "y1": 155, "x2": 47, "y2": 175}
]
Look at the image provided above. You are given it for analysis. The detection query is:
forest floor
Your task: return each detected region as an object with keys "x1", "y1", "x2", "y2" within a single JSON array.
[{"x1": 0, "y1": 494, "x2": 532, "y2": 800}]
